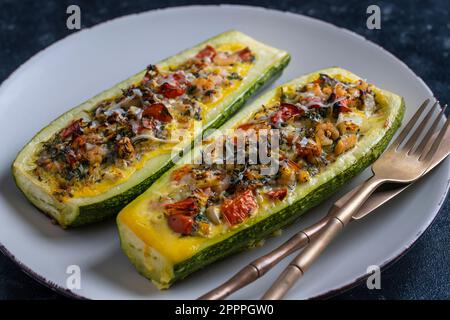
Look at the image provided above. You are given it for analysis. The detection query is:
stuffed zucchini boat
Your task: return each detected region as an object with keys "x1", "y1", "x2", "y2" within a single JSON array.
[
  {"x1": 12, "y1": 30, "x2": 290, "y2": 227},
  {"x1": 117, "y1": 67, "x2": 405, "y2": 289}
]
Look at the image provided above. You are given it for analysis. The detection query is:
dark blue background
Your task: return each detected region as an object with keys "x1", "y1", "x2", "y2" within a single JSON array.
[{"x1": 0, "y1": 0, "x2": 449, "y2": 299}]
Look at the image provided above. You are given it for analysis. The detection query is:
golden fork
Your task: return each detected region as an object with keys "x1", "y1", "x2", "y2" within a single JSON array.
[
  {"x1": 199, "y1": 99, "x2": 450, "y2": 300},
  {"x1": 261, "y1": 99, "x2": 450, "y2": 299}
]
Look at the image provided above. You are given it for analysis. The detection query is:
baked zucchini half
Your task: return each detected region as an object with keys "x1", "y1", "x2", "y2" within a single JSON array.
[
  {"x1": 12, "y1": 30, "x2": 290, "y2": 227},
  {"x1": 117, "y1": 67, "x2": 405, "y2": 289}
]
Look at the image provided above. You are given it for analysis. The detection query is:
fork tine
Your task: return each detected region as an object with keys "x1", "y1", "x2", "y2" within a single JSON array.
[
  {"x1": 412, "y1": 104, "x2": 447, "y2": 155},
  {"x1": 420, "y1": 114, "x2": 450, "y2": 162},
  {"x1": 403, "y1": 101, "x2": 438, "y2": 154},
  {"x1": 388, "y1": 99, "x2": 430, "y2": 151}
]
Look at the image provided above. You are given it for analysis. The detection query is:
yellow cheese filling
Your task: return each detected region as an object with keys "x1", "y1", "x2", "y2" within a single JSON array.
[
  {"x1": 118, "y1": 77, "x2": 389, "y2": 264},
  {"x1": 35, "y1": 42, "x2": 255, "y2": 200}
]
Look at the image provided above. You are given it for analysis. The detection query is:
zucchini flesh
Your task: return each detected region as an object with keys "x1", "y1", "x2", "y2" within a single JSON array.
[
  {"x1": 117, "y1": 67, "x2": 405, "y2": 289},
  {"x1": 12, "y1": 30, "x2": 290, "y2": 227}
]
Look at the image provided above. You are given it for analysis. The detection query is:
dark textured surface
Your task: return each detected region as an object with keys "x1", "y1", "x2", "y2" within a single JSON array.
[{"x1": 0, "y1": 0, "x2": 449, "y2": 300}]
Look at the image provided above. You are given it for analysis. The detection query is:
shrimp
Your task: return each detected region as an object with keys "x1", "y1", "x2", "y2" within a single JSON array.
[
  {"x1": 193, "y1": 76, "x2": 223, "y2": 103},
  {"x1": 213, "y1": 52, "x2": 239, "y2": 66},
  {"x1": 297, "y1": 140, "x2": 322, "y2": 159},
  {"x1": 315, "y1": 122, "x2": 340, "y2": 146},
  {"x1": 193, "y1": 77, "x2": 215, "y2": 95},
  {"x1": 85, "y1": 145, "x2": 106, "y2": 165}
]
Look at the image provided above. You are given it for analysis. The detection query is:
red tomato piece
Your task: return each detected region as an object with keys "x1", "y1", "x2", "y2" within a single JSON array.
[
  {"x1": 221, "y1": 190, "x2": 257, "y2": 225},
  {"x1": 142, "y1": 103, "x2": 173, "y2": 122},
  {"x1": 270, "y1": 103, "x2": 303, "y2": 124},
  {"x1": 266, "y1": 188, "x2": 288, "y2": 201},
  {"x1": 336, "y1": 99, "x2": 351, "y2": 112},
  {"x1": 164, "y1": 197, "x2": 198, "y2": 216},
  {"x1": 237, "y1": 122, "x2": 271, "y2": 131},
  {"x1": 71, "y1": 135, "x2": 86, "y2": 149},
  {"x1": 304, "y1": 96, "x2": 322, "y2": 110},
  {"x1": 196, "y1": 45, "x2": 217, "y2": 60},
  {"x1": 160, "y1": 82, "x2": 185, "y2": 99},
  {"x1": 172, "y1": 72, "x2": 189, "y2": 85},
  {"x1": 236, "y1": 47, "x2": 254, "y2": 62},
  {"x1": 60, "y1": 120, "x2": 82, "y2": 139},
  {"x1": 236, "y1": 123, "x2": 254, "y2": 131},
  {"x1": 171, "y1": 165, "x2": 192, "y2": 181},
  {"x1": 167, "y1": 214, "x2": 194, "y2": 235}
]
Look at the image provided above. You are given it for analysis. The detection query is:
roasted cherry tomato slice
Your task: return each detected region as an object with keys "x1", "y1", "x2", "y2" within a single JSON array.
[
  {"x1": 71, "y1": 135, "x2": 86, "y2": 149},
  {"x1": 196, "y1": 45, "x2": 217, "y2": 60},
  {"x1": 167, "y1": 214, "x2": 194, "y2": 235},
  {"x1": 237, "y1": 47, "x2": 254, "y2": 62},
  {"x1": 142, "y1": 103, "x2": 173, "y2": 122},
  {"x1": 160, "y1": 82, "x2": 185, "y2": 99},
  {"x1": 237, "y1": 122, "x2": 271, "y2": 131},
  {"x1": 270, "y1": 103, "x2": 303, "y2": 124},
  {"x1": 221, "y1": 190, "x2": 257, "y2": 225},
  {"x1": 266, "y1": 188, "x2": 288, "y2": 201},
  {"x1": 171, "y1": 165, "x2": 192, "y2": 181},
  {"x1": 172, "y1": 72, "x2": 189, "y2": 85},
  {"x1": 164, "y1": 197, "x2": 198, "y2": 216},
  {"x1": 336, "y1": 99, "x2": 351, "y2": 112},
  {"x1": 60, "y1": 120, "x2": 82, "y2": 139}
]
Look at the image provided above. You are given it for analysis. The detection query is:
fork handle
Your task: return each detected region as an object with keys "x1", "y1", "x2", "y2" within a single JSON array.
[
  {"x1": 198, "y1": 265, "x2": 260, "y2": 300},
  {"x1": 198, "y1": 232, "x2": 310, "y2": 300},
  {"x1": 262, "y1": 176, "x2": 384, "y2": 300}
]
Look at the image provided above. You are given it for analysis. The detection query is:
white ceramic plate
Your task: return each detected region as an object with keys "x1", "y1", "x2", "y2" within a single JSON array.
[{"x1": 0, "y1": 5, "x2": 448, "y2": 300}]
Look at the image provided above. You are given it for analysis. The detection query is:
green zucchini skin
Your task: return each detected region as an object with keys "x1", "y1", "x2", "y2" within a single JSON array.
[
  {"x1": 73, "y1": 54, "x2": 290, "y2": 227},
  {"x1": 12, "y1": 30, "x2": 290, "y2": 227},
  {"x1": 117, "y1": 67, "x2": 405, "y2": 289},
  {"x1": 172, "y1": 98, "x2": 405, "y2": 283}
]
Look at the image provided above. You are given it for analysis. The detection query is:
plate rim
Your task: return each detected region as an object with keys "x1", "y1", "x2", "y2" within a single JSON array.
[{"x1": 0, "y1": 4, "x2": 447, "y2": 300}]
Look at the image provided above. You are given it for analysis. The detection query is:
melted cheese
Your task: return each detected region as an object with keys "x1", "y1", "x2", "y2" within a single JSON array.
[
  {"x1": 72, "y1": 143, "x2": 177, "y2": 197},
  {"x1": 118, "y1": 176, "x2": 291, "y2": 263},
  {"x1": 71, "y1": 42, "x2": 254, "y2": 198},
  {"x1": 119, "y1": 198, "x2": 213, "y2": 263}
]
